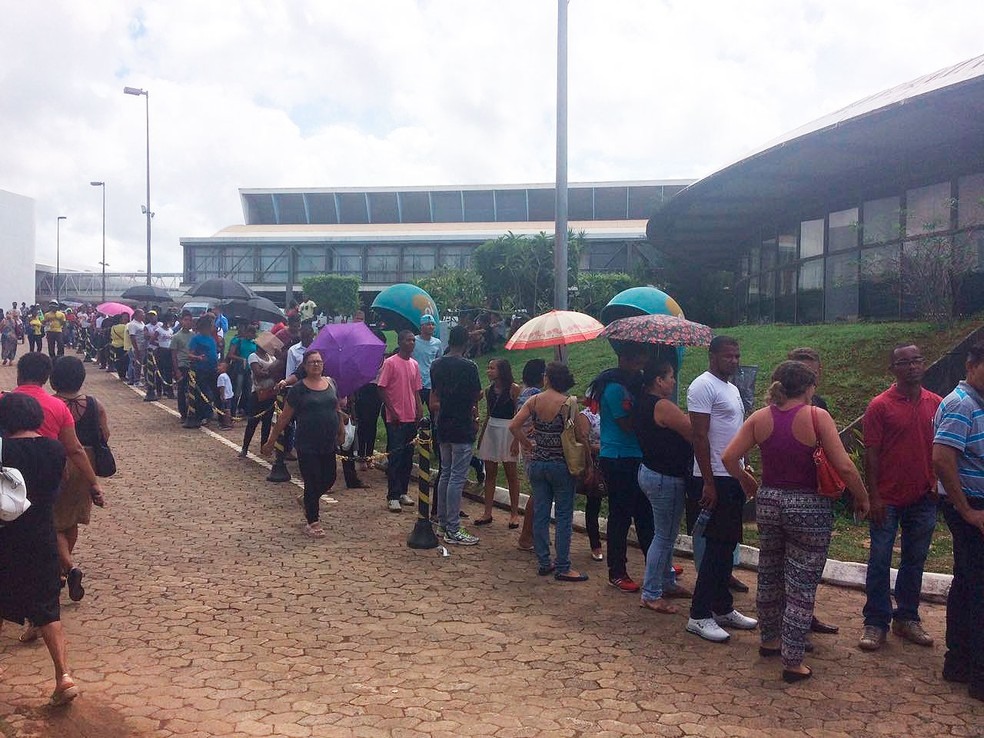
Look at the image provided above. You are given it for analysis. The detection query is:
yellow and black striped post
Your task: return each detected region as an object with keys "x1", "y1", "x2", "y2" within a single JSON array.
[
  {"x1": 143, "y1": 350, "x2": 159, "y2": 402},
  {"x1": 266, "y1": 390, "x2": 292, "y2": 483},
  {"x1": 181, "y1": 370, "x2": 200, "y2": 428},
  {"x1": 407, "y1": 417, "x2": 438, "y2": 549}
]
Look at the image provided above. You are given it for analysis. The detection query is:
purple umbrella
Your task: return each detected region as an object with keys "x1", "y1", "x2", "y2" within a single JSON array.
[{"x1": 309, "y1": 322, "x2": 386, "y2": 398}]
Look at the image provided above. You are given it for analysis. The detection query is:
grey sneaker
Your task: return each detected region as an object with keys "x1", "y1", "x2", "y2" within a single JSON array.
[
  {"x1": 387, "y1": 499, "x2": 402, "y2": 513},
  {"x1": 443, "y1": 528, "x2": 479, "y2": 546},
  {"x1": 399, "y1": 494, "x2": 415, "y2": 506},
  {"x1": 892, "y1": 620, "x2": 934, "y2": 646},
  {"x1": 858, "y1": 625, "x2": 887, "y2": 651}
]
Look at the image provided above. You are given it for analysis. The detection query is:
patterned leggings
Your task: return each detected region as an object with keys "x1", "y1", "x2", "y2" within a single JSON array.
[{"x1": 756, "y1": 487, "x2": 833, "y2": 668}]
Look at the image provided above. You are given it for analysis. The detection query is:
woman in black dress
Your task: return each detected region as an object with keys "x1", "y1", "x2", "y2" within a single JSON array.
[
  {"x1": 262, "y1": 349, "x2": 345, "y2": 538},
  {"x1": 0, "y1": 392, "x2": 78, "y2": 705}
]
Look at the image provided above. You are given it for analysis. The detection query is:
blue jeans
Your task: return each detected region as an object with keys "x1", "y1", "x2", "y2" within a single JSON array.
[
  {"x1": 639, "y1": 466, "x2": 685, "y2": 601},
  {"x1": 863, "y1": 494, "x2": 938, "y2": 630},
  {"x1": 528, "y1": 460, "x2": 576, "y2": 574},
  {"x1": 437, "y1": 442, "x2": 473, "y2": 534}
]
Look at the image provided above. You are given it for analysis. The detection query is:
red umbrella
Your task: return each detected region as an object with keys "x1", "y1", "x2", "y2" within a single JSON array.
[{"x1": 505, "y1": 310, "x2": 604, "y2": 350}]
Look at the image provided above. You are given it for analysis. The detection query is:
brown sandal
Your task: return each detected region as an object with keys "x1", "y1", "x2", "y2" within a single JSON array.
[{"x1": 640, "y1": 598, "x2": 679, "y2": 615}]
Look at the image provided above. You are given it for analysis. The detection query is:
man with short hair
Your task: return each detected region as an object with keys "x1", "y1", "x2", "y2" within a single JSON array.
[
  {"x1": 413, "y1": 315, "x2": 443, "y2": 412},
  {"x1": 183, "y1": 315, "x2": 218, "y2": 429},
  {"x1": 143, "y1": 310, "x2": 165, "y2": 401},
  {"x1": 858, "y1": 343, "x2": 943, "y2": 651},
  {"x1": 377, "y1": 330, "x2": 423, "y2": 512},
  {"x1": 430, "y1": 325, "x2": 482, "y2": 545},
  {"x1": 686, "y1": 336, "x2": 758, "y2": 643},
  {"x1": 297, "y1": 293, "x2": 318, "y2": 323},
  {"x1": 933, "y1": 343, "x2": 984, "y2": 702},
  {"x1": 125, "y1": 309, "x2": 146, "y2": 386}
]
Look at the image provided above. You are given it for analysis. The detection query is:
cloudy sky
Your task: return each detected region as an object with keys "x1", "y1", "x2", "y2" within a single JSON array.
[{"x1": 2, "y1": 0, "x2": 983, "y2": 275}]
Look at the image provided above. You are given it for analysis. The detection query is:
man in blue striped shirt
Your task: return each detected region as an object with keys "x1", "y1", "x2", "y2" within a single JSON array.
[{"x1": 932, "y1": 343, "x2": 984, "y2": 703}]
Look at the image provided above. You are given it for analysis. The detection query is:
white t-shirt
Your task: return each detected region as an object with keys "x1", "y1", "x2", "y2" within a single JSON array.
[
  {"x1": 217, "y1": 372, "x2": 234, "y2": 401},
  {"x1": 248, "y1": 352, "x2": 278, "y2": 390},
  {"x1": 126, "y1": 320, "x2": 147, "y2": 351},
  {"x1": 687, "y1": 370, "x2": 745, "y2": 478},
  {"x1": 298, "y1": 300, "x2": 317, "y2": 321}
]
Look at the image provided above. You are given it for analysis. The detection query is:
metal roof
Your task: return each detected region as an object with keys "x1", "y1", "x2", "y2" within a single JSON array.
[{"x1": 647, "y1": 53, "x2": 984, "y2": 262}]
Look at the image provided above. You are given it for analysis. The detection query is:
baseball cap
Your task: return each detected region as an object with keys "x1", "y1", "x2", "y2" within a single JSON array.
[{"x1": 420, "y1": 314, "x2": 436, "y2": 325}]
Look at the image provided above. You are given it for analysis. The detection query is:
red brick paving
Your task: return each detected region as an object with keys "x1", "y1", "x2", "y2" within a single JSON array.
[{"x1": 0, "y1": 363, "x2": 981, "y2": 737}]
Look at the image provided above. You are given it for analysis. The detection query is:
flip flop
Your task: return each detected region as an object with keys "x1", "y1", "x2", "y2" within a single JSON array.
[
  {"x1": 508, "y1": 522, "x2": 520, "y2": 530},
  {"x1": 304, "y1": 524, "x2": 326, "y2": 538},
  {"x1": 67, "y1": 567, "x2": 85, "y2": 602},
  {"x1": 19, "y1": 625, "x2": 39, "y2": 643},
  {"x1": 474, "y1": 516, "x2": 493, "y2": 526},
  {"x1": 50, "y1": 675, "x2": 80, "y2": 706}
]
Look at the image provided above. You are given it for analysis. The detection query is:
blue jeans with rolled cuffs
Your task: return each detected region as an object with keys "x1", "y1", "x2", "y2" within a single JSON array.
[
  {"x1": 528, "y1": 460, "x2": 576, "y2": 574},
  {"x1": 639, "y1": 465, "x2": 686, "y2": 601}
]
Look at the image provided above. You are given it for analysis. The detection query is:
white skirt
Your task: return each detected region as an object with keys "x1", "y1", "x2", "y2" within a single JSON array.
[{"x1": 477, "y1": 417, "x2": 518, "y2": 463}]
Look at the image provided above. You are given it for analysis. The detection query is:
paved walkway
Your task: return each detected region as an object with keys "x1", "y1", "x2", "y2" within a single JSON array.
[{"x1": 0, "y1": 364, "x2": 980, "y2": 738}]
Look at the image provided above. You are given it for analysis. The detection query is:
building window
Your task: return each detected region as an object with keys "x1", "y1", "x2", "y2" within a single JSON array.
[
  {"x1": 431, "y1": 192, "x2": 462, "y2": 223},
  {"x1": 332, "y1": 247, "x2": 363, "y2": 278},
  {"x1": 337, "y1": 193, "x2": 369, "y2": 224},
  {"x1": 306, "y1": 193, "x2": 338, "y2": 224},
  {"x1": 275, "y1": 194, "x2": 307, "y2": 224},
  {"x1": 627, "y1": 186, "x2": 664, "y2": 219},
  {"x1": 776, "y1": 265, "x2": 797, "y2": 323},
  {"x1": 368, "y1": 192, "x2": 399, "y2": 224},
  {"x1": 777, "y1": 233, "x2": 797, "y2": 266},
  {"x1": 400, "y1": 192, "x2": 431, "y2": 223},
  {"x1": 366, "y1": 247, "x2": 401, "y2": 282},
  {"x1": 594, "y1": 187, "x2": 628, "y2": 220},
  {"x1": 402, "y1": 247, "x2": 436, "y2": 280},
  {"x1": 528, "y1": 189, "x2": 555, "y2": 221},
  {"x1": 859, "y1": 245, "x2": 900, "y2": 319},
  {"x1": 569, "y1": 188, "x2": 593, "y2": 220},
  {"x1": 295, "y1": 246, "x2": 327, "y2": 277},
  {"x1": 244, "y1": 194, "x2": 276, "y2": 225},
  {"x1": 438, "y1": 245, "x2": 472, "y2": 270},
  {"x1": 224, "y1": 247, "x2": 254, "y2": 282},
  {"x1": 800, "y1": 219, "x2": 824, "y2": 258},
  {"x1": 494, "y1": 190, "x2": 527, "y2": 221},
  {"x1": 863, "y1": 196, "x2": 901, "y2": 245},
  {"x1": 257, "y1": 251, "x2": 287, "y2": 283},
  {"x1": 958, "y1": 174, "x2": 984, "y2": 228},
  {"x1": 825, "y1": 250, "x2": 859, "y2": 322},
  {"x1": 748, "y1": 245, "x2": 761, "y2": 276},
  {"x1": 798, "y1": 260, "x2": 824, "y2": 323},
  {"x1": 906, "y1": 182, "x2": 952, "y2": 237},
  {"x1": 587, "y1": 242, "x2": 628, "y2": 272},
  {"x1": 829, "y1": 208, "x2": 859, "y2": 252},
  {"x1": 463, "y1": 190, "x2": 494, "y2": 222}
]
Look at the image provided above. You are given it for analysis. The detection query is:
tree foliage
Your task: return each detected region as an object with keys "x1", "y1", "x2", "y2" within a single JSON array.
[
  {"x1": 473, "y1": 231, "x2": 584, "y2": 314},
  {"x1": 415, "y1": 268, "x2": 486, "y2": 315},
  {"x1": 301, "y1": 274, "x2": 360, "y2": 318},
  {"x1": 572, "y1": 272, "x2": 635, "y2": 318}
]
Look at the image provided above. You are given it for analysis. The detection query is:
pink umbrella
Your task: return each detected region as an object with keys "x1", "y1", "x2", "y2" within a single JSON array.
[
  {"x1": 96, "y1": 302, "x2": 133, "y2": 317},
  {"x1": 505, "y1": 310, "x2": 604, "y2": 350}
]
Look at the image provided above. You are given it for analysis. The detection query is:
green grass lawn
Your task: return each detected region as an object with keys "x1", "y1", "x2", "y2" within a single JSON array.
[{"x1": 377, "y1": 317, "x2": 982, "y2": 572}]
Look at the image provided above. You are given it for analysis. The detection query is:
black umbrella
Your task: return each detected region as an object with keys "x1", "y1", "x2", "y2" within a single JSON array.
[
  {"x1": 120, "y1": 284, "x2": 174, "y2": 302},
  {"x1": 219, "y1": 296, "x2": 285, "y2": 324},
  {"x1": 186, "y1": 278, "x2": 257, "y2": 301}
]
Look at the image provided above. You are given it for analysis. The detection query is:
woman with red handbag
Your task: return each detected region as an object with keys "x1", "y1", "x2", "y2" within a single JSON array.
[{"x1": 722, "y1": 361, "x2": 869, "y2": 684}]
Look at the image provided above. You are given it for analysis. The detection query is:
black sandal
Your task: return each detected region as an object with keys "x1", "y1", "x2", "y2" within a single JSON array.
[
  {"x1": 782, "y1": 666, "x2": 813, "y2": 683},
  {"x1": 474, "y1": 516, "x2": 493, "y2": 526}
]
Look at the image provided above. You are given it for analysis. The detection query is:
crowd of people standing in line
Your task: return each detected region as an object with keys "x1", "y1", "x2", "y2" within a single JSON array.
[{"x1": 2, "y1": 292, "x2": 982, "y2": 704}]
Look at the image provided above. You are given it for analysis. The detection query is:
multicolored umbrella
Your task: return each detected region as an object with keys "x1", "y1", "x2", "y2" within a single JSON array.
[
  {"x1": 308, "y1": 322, "x2": 386, "y2": 398},
  {"x1": 96, "y1": 301, "x2": 133, "y2": 317},
  {"x1": 505, "y1": 310, "x2": 604, "y2": 350},
  {"x1": 600, "y1": 286, "x2": 684, "y2": 325},
  {"x1": 370, "y1": 283, "x2": 440, "y2": 337},
  {"x1": 599, "y1": 314, "x2": 712, "y2": 347}
]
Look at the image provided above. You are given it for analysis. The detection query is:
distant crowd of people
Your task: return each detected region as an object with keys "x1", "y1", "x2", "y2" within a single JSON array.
[{"x1": 2, "y1": 295, "x2": 983, "y2": 705}]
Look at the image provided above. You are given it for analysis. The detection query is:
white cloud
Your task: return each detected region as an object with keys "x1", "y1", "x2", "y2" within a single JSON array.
[{"x1": 1, "y1": 0, "x2": 983, "y2": 275}]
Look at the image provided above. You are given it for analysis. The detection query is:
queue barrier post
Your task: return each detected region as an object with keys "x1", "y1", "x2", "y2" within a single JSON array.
[
  {"x1": 266, "y1": 391, "x2": 292, "y2": 483},
  {"x1": 143, "y1": 350, "x2": 159, "y2": 402},
  {"x1": 407, "y1": 417, "x2": 438, "y2": 549},
  {"x1": 181, "y1": 370, "x2": 200, "y2": 428}
]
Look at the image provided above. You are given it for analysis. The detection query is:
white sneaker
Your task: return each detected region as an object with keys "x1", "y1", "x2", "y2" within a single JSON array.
[
  {"x1": 400, "y1": 494, "x2": 415, "y2": 506},
  {"x1": 686, "y1": 617, "x2": 731, "y2": 643},
  {"x1": 387, "y1": 499, "x2": 402, "y2": 512},
  {"x1": 714, "y1": 609, "x2": 758, "y2": 630}
]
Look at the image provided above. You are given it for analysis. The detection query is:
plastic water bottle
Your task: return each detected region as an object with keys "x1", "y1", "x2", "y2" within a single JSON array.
[{"x1": 692, "y1": 509, "x2": 712, "y2": 538}]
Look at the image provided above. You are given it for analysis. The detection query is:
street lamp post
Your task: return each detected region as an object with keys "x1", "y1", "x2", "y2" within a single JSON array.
[
  {"x1": 56, "y1": 216, "x2": 67, "y2": 303},
  {"x1": 90, "y1": 181, "x2": 106, "y2": 303},
  {"x1": 123, "y1": 86, "x2": 152, "y2": 285}
]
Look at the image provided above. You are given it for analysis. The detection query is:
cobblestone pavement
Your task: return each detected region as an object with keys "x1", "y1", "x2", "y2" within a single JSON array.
[{"x1": 0, "y1": 364, "x2": 981, "y2": 738}]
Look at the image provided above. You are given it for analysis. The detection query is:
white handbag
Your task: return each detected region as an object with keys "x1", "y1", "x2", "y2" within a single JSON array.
[{"x1": 0, "y1": 437, "x2": 30, "y2": 523}]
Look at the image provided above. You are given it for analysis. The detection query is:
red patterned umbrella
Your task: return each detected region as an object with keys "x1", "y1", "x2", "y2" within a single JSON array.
[
  {"x1": 505, "y1": 310, "x2": 604, "y2": 351},
  {"x1": 598, "y1": 314, "x2": 712, "y2": 347}
]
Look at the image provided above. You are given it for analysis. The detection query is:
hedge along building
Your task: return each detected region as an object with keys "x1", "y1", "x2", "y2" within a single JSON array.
[
  {"x1": 180, "y1": 180, "x2": 692, "y2": 306},
  {"x1": 647, "y1": 54, "x2": 984, "y2": 324}
]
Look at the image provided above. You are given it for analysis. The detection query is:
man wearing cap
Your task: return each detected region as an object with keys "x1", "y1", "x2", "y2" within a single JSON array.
[
  {"x1": 43, "y1": 302, "x2": 66, "y2": 358},
  {"x1": 413, "y1": 315, "x2": 443, "y2": 413}
]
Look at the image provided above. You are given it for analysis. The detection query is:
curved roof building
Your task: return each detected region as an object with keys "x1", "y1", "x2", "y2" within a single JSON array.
[{"x1": 648, "y1": 54, "x2": 984, "y2": 323}]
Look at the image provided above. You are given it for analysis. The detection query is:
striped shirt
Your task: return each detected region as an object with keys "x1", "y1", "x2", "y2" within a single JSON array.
[{"x1": 933, "y1": 381, "x2": 984, "y2": 500}]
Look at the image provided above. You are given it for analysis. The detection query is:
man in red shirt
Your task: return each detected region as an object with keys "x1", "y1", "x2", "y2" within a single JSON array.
[{"x1": 859, "y1": 343, "x2": 942, "y2": 651}]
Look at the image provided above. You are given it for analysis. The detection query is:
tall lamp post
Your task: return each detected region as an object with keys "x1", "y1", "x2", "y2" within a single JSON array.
[
  {"x1": 56, "y1": 215, "x2": 67, "y2": 303},
  {"x1": 90, "y1": 181, "x2": 106, "y2": 303},
  {"x1": 553, "y1": 0, "x2": 570, "y2": 362},
  {"x1": 123, "y1": 86, "x2": 152, "y2": 285}
]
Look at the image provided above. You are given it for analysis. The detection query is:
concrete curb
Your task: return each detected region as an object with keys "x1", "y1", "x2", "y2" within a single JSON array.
[{"x1": 460, "y1": 481, "x2": 953, "y2": 603}]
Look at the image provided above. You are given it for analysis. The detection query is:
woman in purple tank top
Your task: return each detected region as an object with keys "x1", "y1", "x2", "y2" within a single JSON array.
[{"x1": 722, "y1": 361, "x2": 869, "y2": 684}]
